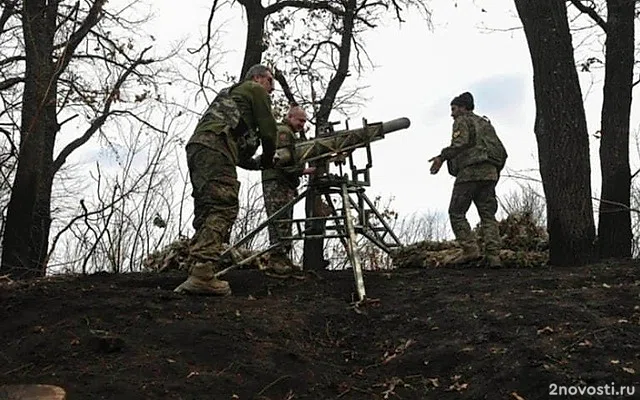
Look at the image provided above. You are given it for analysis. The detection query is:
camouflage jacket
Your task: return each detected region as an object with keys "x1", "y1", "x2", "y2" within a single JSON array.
[
  {"x1": 262, "y1": 122, "x2": 305, "y2": 188},
  {"x1": 439, "y1": 112, "x2": 498, "y2": 184},
  {"x1": 186, "y1": 80, "x2": 277, "y2": 166}
]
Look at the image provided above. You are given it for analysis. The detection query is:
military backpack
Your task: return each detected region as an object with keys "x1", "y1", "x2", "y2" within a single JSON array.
[
  {"x1": 477, "y1": 115, "x2": 508, "y2": 172},
  {"x1": 446, "y1": 114, "x2": 508, "y2": 177}
]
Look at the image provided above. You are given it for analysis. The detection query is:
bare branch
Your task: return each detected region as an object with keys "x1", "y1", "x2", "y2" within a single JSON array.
[
  {"x1": 52, "y1": 47, "x2": 155, "y2": 173},
  {"x1": 0, "y1": 55, "x2": 25, "y2": 68},
  {"x1": 109, "y1": 110, "x2": 167, "y2": 134},
  {"x1": 316, "y1": 0, "x2": 356, "y2": 123},
  {"x1": 273, "y1": 67, "x2": 298, "y2": 105},
  {"x1": 0, "y1": 126, "x2": 17, "y2": 156},
  {"x1": 389, "y1": 0, "x2": 403, "y2": 22},
  {"x1": 54, "y1": 0, "x2": 107, "y2": 78},
  {"x1": 0, "y1": 0, "x2": 17, "y2": 35},
  {"x1": 568, "y1": 0, "x2": 607, "y2": 33},
  {"x1": 56, "y1": 1, "x2": 80, "y2": 31},
  {"x1": 201, "y1": 0, "x2": 220, "y2": 88},
  {"x1": 265, "y1": 0, "x2": 342, "y2": 15},
  {"x1": 0, "y1": 76, "x2": 23, "y2": 91},
  {"x1": 46, "y1": 173, "x2": 145, "y2": 266}
]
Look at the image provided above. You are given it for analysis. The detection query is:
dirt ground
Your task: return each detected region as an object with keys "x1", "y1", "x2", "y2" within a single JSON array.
[{"x1": 1, "y1": 261, "x2": 640, "y2": 400}]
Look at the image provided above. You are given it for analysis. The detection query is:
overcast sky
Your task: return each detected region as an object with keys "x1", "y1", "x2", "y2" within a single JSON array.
[{"x1": 92, "y1": 0, "x2": 640, "y2": 236}]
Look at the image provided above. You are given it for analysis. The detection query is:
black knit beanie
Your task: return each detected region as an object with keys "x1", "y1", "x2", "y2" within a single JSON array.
[{"x1": 450, "y1": 92, "x2": 474, "y2": 110}]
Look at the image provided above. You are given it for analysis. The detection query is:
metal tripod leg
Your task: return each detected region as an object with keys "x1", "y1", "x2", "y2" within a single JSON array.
[
  {"x1": 341, "y1": 183, "x2": 366, "y2": 302},
  {"x1": 214, "y1": 188, "x2": 309, "y2": 278}
]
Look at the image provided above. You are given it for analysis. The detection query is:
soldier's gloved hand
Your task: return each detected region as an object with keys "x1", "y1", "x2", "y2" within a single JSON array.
[
  {"x1": 238, "y1": 155, "x2": 261, "y2": 171},
  {"x1": 260, "y1": 152, "x2": 275, "y2": 169},
  {"x1": 272, "y1": 152, "x2": 282, "y2": 167},
  {"x1": 429, "y1": 155, "x2": 443, "y2": 175},
  {"x1": 248, "y1": 156, "x2": 261, "y2": 170}
]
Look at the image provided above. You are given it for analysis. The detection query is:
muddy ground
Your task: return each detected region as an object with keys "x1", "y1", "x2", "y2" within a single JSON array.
[{"x1": 1, "y1": 261, "x2": 640, "y2": 399}]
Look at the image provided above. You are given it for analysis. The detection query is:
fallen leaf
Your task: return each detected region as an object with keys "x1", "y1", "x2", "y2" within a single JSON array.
[
  {"x1": 448, "y1": 382, "x2": 469, "y2": 391},
  {"x1": 382, "y1": 353, "x2": 397, "y2": 364},
  {"x1": 166, "y1": 359, "x2": 176, "y2": 363},
  {"x1": 537, "y1": 326, "x2": 554, "y2": 335},
  {"x1": 602, "y1": 283, "x2": 611, "y2": 288},
  {"x1": 187, "y1": 371, "x2": 199, "y2": 378},
  {"x1": 610, "y1": 359, "x2": 620, "y2": 365},
  {"x1": 618, "y1": 319, "x2": 628, "y2": 324},
  {"x1": 511, "y1": 392, "x2": 526, "y2": 400},
  {"x1": 622, "y1": 367, "x2": 635, "y2": 374},
  {"x1": 427, "y1": 378, "x2": 439, "y2": 387},
  {"x1": 578, "y1": 339, "x2": 592, "y2": 347}
]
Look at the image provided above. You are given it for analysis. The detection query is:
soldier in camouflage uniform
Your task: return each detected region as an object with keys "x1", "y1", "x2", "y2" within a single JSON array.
[
  {"x1": 261, "y1": 106, "x2": 314, "y2": 273},
  {"x1": 429, "y1": 92, "x2": 507, "y2": 268},
  {"x1": 174, "y1": 64, "x2": 278, "y2": 295}
]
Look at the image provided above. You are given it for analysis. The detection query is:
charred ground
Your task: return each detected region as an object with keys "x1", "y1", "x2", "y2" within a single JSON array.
[{"x1": 1, "y1": 260, "x2": 640, "y2": 400}]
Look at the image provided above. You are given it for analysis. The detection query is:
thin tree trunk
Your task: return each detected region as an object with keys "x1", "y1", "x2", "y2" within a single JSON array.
[
  {"x1": 303, "y1": 0, "x2": 357, "y2": 271},
  {"x1": 239, "y1": 0, "x2": 266, "y2": 79},
  {"x1": 1, "y1": 0, "x2": 58, "y2": 278},
  {"x1": 514, "y1": 0, "x2": 596, "y2": 266},
  {"x1": 597, "y1": 0, "x2": 635, "y2": 259}
]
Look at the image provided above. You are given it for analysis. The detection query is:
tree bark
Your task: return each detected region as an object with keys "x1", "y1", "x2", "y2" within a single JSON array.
[
  {"x1": 1, "y1": 0, "x2": 58, "y2": 278},
  {"x1": 596, "y1": 0, "x2": 635, "y2": 259},
  {"x1": 302, "y1": 0, "x2": 357, "y2": 270},
  {"x1": 514, "y1": 0, "x2": 596, "y2": 266},
  {"x1": 239, "y1": 0, "x2": 266, "y2": 79}
]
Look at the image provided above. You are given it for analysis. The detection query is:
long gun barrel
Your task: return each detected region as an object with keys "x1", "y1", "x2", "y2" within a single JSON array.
[{"x1": 262, "y1": 117, "x2": 410, "y2": 168}]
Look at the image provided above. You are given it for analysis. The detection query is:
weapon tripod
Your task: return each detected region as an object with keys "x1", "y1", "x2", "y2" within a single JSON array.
[{"x1": 215, "y1": 129, "x2": 403, "y2": 304}]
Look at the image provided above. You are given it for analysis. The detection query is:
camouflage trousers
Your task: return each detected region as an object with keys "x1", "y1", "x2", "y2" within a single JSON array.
[
  {"x1": 262, "y1": 179, "x2": 297, "y2": 255},
  {"x1": 186, "y1": 143, "x2": 240, "y2": 270},
  {"x1": 448, "y1": 180, "x2": 501, "y2": 255}
]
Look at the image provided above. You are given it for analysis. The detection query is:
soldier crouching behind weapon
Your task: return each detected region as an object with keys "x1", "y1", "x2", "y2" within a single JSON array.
[
  {"x1": 261, "y1": 105, "x2": 316, "y2": 275},
  {"x1": 174, "y1": 64, "x2": 278, "y2": 296},
  {"x1": 428, "y1": 92, "x2": 507, "y2": 268}
]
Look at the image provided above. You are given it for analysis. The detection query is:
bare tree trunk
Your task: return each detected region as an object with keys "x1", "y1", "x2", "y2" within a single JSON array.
[
  {"x1": 238, "y1": 0, "x2": 266, "y2": 79},
  {"x1": 303, "y1": 0, "x2": 356, "y2": 271},
  {"x1": 1, "y1": 0, "x2": 58, "y2": 278},
  {"x1": 514, "y1": 0, "x2": 596, "y2": 266},
  {"x1": 597, "y1": 0, "x2": 635, "y2": 259}
]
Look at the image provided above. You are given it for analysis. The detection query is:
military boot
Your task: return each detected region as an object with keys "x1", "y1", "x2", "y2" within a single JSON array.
[
  {"x1": 174, "y1": 262, "x2": 231, "y2": 296},
  {"x1": 485, "y1": 254, "x2": 503, "y2": 269},
  {"x1": 450, "y1": 242, "x2": 482, "y2": 265}
]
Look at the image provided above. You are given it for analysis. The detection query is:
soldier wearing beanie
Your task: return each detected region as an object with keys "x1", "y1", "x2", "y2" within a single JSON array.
[
  {"x1": 450, "y1": 92, "x2": 475, "y2": 110},
  {"x1": 428, "y1": 91, "x2": 508, "y2": 268}
]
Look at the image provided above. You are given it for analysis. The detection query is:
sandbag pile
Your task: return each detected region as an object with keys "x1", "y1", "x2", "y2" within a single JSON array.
[
  {"x1": 390, "y1": 212, "x2": 549, "y2": 268},
  {"x1": 142, "y1": 238, "x2": 266, "y2": 272}
]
